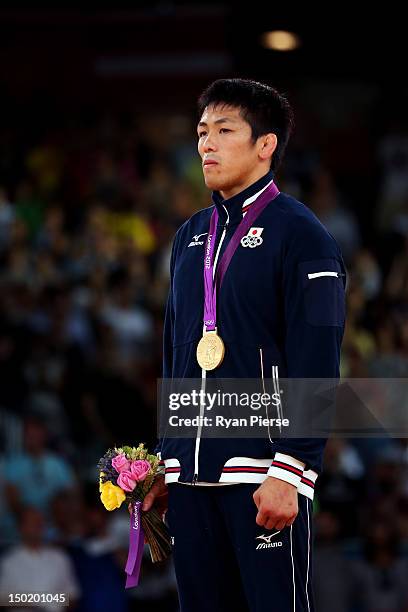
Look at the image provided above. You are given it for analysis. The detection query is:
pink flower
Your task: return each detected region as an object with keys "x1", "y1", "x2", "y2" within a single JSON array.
[
  {"x1": 117, "y1": 470, "x2": 137, "y2": 492},
  {"x1": 130, "y1": 460, "x2": 151, "y2": 482},
  {"x1": 112, "y1": 453, "x2": 131, "y2": 474}
]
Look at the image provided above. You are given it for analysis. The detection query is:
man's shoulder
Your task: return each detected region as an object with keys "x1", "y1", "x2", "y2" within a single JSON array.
[
  {"x1": 275, "y1": 192, "x2": 344, "y2": 262},
  {"x1": 0, "y1": 544, "x2": 29, "y2": 566},
  {"x1": 276, "y1": 191, "x2": 320, "y2": 223},
  {"x1": 173, "y1": 205, "x2": 214, "y2": 244},
  {"x1": 41, "y1": 545, "x2": 73, "y2": 564},
  {"x1": 180, "y1": 205, "x2": 214, "y2": 229},
  {"x1": 276, "y1": 191, "x2": 337, "y2": 242}
]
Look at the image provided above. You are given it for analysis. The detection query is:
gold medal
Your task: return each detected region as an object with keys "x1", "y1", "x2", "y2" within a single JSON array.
[{"x1": 196, "y1": 330, "x2": 225, "y2": 371}]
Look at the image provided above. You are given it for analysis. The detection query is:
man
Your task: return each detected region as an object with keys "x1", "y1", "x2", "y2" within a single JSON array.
[
  {"x1": 4, "y1": 415, "x2": 77, "y2": 543},
  {"x1": 143, "y1": 78, "x2": 346, "y2": 611},
  {"x1": 0, "y1": 506, "x2": 80, "y2": 611}
]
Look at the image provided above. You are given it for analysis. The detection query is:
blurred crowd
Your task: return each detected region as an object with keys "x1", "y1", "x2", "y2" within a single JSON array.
[{"x1": 0, "y1": 107, "x2": 408, "y2": 611}]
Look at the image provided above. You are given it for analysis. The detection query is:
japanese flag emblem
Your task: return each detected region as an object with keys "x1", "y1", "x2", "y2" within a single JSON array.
[{"x1": 241, "y1": 227, "x2": 264, "y2": 248}]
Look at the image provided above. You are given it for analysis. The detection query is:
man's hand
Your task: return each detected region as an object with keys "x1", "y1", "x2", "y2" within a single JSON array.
[
  {"x1": 128, "y1": 475, "x2": 168, "y2": 516},
  {"x1": 253, "y1": 476, "x2": 298, "y2": 530}
]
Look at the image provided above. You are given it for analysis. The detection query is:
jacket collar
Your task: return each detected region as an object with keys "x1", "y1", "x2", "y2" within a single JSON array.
[{"x1": 211, "y1": 170, "x2": 274, "y2": 226}]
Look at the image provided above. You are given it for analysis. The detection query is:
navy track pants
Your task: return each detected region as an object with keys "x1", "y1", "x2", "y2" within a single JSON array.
[{"x1": 166, "y1": 483, "x2": 315, "y2": 612}]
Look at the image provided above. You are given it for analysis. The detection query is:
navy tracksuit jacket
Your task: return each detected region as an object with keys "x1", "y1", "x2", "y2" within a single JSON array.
[
  {"x1": 155, "y1": 170, "x2": 346, "y2": 612},
  {"x1": 155, "y1": 169, "x2": 347, "y2": 495}
]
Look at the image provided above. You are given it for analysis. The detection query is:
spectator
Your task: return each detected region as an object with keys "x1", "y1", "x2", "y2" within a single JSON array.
[
  {"x1": 350, "y1": 520, "x2": 408, "y2": 612},
  {"x1": 3, "y1": 415, "x2": 77, "y2": 540},
  {"x1": 314, "y1": 511, "x2": 352, "y2": 612},
  {"x1": 308, "y1": 167, "x2": 361, "y2": 265},
  {"x1": 68, "y1": 488, "x2": 130, "y2": 612},
  {"x1": 0, "y1": 506, "x2": 80, "y2": 611}
]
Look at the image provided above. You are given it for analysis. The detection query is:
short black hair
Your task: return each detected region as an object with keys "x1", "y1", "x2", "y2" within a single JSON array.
[{"x1": 197, "y1": 78, "x2": 294, "y2": 172}]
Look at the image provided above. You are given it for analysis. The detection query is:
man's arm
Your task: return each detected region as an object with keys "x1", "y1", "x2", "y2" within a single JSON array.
[
  {"x1": 272, "y1": 216, "x2": 346, "y2": 471},
  {"x1": 254, "y1": 215, "x2": 347, "y2": 528}
]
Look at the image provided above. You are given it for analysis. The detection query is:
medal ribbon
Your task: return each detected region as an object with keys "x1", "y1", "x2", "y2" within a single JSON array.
[{"x1": 203, "y1": 181, "x2": 280, "y2": 333}]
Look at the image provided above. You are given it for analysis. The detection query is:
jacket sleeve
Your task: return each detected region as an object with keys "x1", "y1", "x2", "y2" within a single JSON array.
[
  {"x1": 154, "y1": 230, "x2": 178, "y2": 470},
  {"x1": 267, "y1": 215, "x2": 347, "y2": 486}
]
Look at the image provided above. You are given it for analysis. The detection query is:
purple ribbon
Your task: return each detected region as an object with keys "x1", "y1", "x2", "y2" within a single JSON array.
[
  {"x1": 125, "y1": 501, "x2": 144, "y2": 589},
  {"x1": 203, "y1": 181, "x2": 280, "y2": 332}
]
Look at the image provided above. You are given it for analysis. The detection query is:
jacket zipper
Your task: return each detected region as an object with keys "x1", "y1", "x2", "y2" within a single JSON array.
[
  {"x1": 259, "y1": 348, "x2": 274, "y2": 444},
  {"x1": 272, "y1": 364, "x2": 283, "y2": 434},
  {"x1": 193, "y1": 205, "x2": 229, "y2": 483}
]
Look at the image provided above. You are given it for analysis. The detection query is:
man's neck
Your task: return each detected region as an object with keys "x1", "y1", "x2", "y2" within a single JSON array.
[{"x1": 220, "y1": 167, "x2": 271, "y2": 200}]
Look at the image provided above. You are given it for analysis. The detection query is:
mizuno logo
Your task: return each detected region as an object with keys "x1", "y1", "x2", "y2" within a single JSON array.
[
  {"x1": 256, "y1": 532, "x2": 281, "y2": 543},
  {"x1": 188, "y1": 232, "x2": 208, "y2": 247},
  {"x1": 255, "y1": 532, "x2": 283, "y2": 550}
]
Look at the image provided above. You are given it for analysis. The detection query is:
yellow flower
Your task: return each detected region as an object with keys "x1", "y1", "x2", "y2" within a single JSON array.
[{"x1": 100, "y1": 480, "x2": 126, "y2": 511}]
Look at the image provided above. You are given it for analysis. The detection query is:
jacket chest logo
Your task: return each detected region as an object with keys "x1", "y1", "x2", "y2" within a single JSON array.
[
  {"x1": 188, "y1": 232, "x2": 208, "y2": 247},
  {"x1": 241, "y1": 227, "x2": 264, "y2": 248}
]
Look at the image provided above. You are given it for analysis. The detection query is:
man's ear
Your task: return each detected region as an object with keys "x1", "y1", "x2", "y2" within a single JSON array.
[{"x1": 258, "y1": 133, "x2": 277, "y2": 162}]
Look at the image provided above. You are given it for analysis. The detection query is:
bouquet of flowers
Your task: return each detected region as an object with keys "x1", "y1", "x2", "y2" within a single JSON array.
[{"x1": 97, "y1": 443, "x2": 171, "y2": 588}]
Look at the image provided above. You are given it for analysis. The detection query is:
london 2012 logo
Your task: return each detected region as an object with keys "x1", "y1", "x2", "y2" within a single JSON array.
[{"x1": 241, "y1": 227, "x2": 264, "y2": 248}]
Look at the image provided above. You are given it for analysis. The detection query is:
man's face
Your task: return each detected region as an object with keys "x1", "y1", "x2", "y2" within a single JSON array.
[{"x1": 197, "y1": 104, "x2": 262, "y2": 194}]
